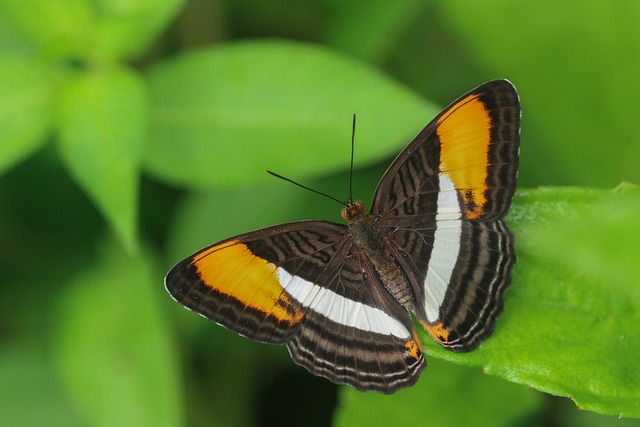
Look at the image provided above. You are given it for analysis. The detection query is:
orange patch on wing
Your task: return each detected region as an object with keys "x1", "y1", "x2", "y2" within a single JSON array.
[
  {"x1": 420, "y1": 321, "x2": 450, "y2": 345},
  {"x1": 405, "y1": 330, "x2": 423, "y2": 361},
  {"x1": 193, "y1": 241, "x2": 303, "y2": 324},
  {"x1": 436, "y1": 94, "x2": 491, "y2": 219}
]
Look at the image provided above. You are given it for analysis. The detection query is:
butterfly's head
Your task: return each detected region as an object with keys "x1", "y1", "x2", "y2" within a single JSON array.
[{"x1": 341, "y1": 200, "x2": 366, "y2": 223}]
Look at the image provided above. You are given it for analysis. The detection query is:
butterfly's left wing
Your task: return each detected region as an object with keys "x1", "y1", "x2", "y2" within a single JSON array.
[
  {"x1": 166, "y1": 221, "x2": 424, "y2": 392},
  {"x1": 371, "y1": 80, "x2": 520, "y2": 351}
]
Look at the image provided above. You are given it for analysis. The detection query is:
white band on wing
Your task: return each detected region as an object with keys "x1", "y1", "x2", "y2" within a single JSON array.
[
  {"x1": 277, "y1": 267, "x2": 410, "y2": 339},
  {"x1": 424, "y1": 174, "x2": 463, "y2": 323}
]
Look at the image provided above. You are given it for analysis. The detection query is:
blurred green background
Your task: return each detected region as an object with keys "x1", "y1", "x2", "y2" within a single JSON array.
[{"x1": 1, "y1": 1, "x2": 639, "y2": 426}]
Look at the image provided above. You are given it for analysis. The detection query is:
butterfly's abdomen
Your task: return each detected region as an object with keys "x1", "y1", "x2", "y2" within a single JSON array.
[
  {"x1": 349, "y1": 213, "x2": 415, "y2": 310},
  {"x1": 374, "y1": 257, "x2": 414, "y2": 309}
]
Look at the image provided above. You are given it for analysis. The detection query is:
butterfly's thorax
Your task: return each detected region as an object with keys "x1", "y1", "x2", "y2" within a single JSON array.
[{"x1": 343, "y1": 201, "x2": 415, "y2": 310}]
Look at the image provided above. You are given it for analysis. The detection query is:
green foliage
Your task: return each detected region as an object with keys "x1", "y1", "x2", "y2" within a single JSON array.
[
  {"x1": 57, "y1": 67, "x2": 146, "y2": 253},
  {"x1": 1, "y1": 1, "x2": 639, "y2": 426},
  {"x1": 0, "y1": 0, "x2": 183, "y2": 61},
  {"x1": 146, "y1": 40, "x2": 437, "y2": 188},
  {"x1": 0, "y1": 0, "x2": 182, "y2": 252}
]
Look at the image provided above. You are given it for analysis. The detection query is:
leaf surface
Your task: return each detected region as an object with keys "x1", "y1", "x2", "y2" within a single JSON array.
[
  {"x1": 57, "y1": 67, "x2": 146, "y2": 253},
  {"x1": 146, "y1": 40, "x2": 439, "y2": 189}
]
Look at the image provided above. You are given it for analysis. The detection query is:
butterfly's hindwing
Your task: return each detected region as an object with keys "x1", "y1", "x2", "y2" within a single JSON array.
[
  {"x1": 287, "y1": 249, "x2": 424, "y2": 393},
  {"x1": 389, "y1": 219, "x2": 514, "y2": 351},
  {"x1": 434, "y1": 220, "x2": 514, "y2": 351}
]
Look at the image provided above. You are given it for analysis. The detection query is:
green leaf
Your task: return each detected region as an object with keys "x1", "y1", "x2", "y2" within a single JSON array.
[
  {"x1": 57, "y1": 66, "x2": 145, "y2": 253},
  {"x1": 0, "y1": 0, "x2": 94, "y2": 59},
  {"x1": 92, "y1": 0, "x2": 185, "y2": 61},
  {"x1": 439, "y1": 0, "x2": 640, "y2": 187},
  {"x1": 334, "y1": 358, "x2": 542, "y2": 427},
  {"x1": 53, "y1": 241, "x2": 182, "y2": 427},
  {"x1": 425, "y1": 184, "x2": 640, "y2": 418},
  {"x1": 145, "y1": 40, "x2": 439, "y2": 189},
  {"x1": 0, "y1": 54, "x2": 54, "y2": 176}
]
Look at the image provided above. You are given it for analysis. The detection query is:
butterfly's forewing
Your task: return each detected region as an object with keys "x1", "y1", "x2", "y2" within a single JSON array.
[
  {"x1": 166, "y1": 221, "x2": 424, "y2": 393},
  {"x1": 372, "y1": 80, "x2": 520, "y2": 351}
]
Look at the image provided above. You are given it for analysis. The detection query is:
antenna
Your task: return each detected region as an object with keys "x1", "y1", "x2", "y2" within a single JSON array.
[
  {"x1": 350, "y1": 114, "x2": 356, "y2": 203},
  {"x1": 266, "y1": 170, "x2": 346, "y2": 207},
  {"x1": 267, "y1": 115, "x2": 358, "y2": 208}
]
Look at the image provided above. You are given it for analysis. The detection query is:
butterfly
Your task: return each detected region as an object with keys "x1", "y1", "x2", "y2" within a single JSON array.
[{"x1": 165, "y1": 79, "x2": 520, "y2": 393}]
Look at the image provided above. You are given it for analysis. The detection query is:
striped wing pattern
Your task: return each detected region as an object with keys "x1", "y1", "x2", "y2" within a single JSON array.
[
  {"x1": 373, "y1": 80, "x2": 520, "y2": 350},
  {"x1": 166, "y1": 221, "x2": 424, "y2": 393},
  {"x1": 389, "y1": 220, "x2": 514, "y2": 351}
]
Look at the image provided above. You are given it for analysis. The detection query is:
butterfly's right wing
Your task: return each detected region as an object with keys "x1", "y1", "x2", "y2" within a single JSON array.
[
  {"x1": 371, "y1": 80, "x2": 520, "y2": 351},
  {"x1": 166, "y1": 221, "x2": 424, "y2": 393}
]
